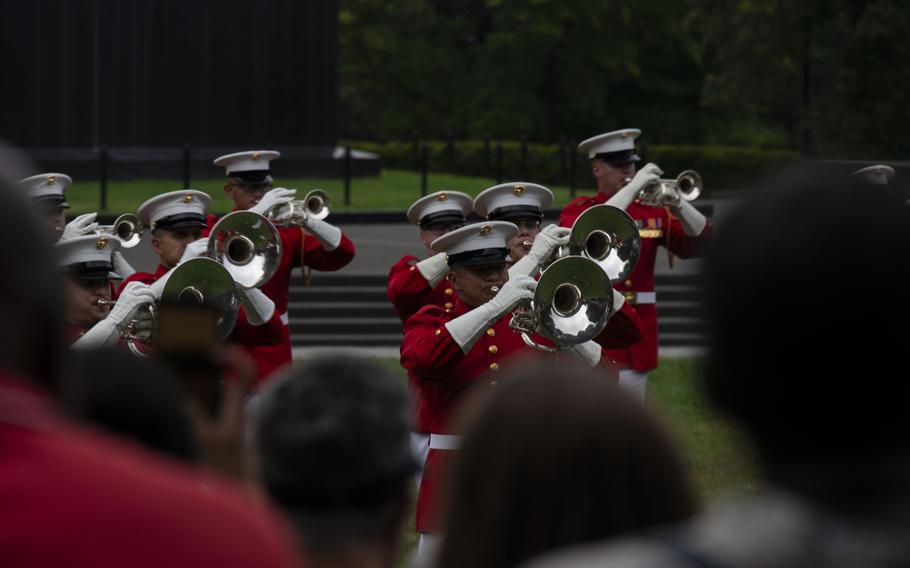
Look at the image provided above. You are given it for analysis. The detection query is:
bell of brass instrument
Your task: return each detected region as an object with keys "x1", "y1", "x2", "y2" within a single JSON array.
[
  {"x1": 97, "y1": 213, "x2": 144, "y2": 248},
  {"x1": 558, "y1": 205, "x2": 640, "y2": 283},
  {"x1": 508, "y1": 256, "x2": 614, "y2": 353},
  {"x1": 638, "y1": 170, "x2": 702, "y2": 207},
  {"x1": 264, "y1": 189, "x2": 331, "y2": 227},
  {"x1": 206, "y1": 211, "x2": 282, "y2": 289},
  {"x1": 126, "y1": 258, "x2": 240, "y2": 357}
]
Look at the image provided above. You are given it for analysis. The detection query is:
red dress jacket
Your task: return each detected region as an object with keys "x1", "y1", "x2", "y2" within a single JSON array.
[
  {"x1": 401, "y1": 298, "x2": 615, "y2": 533},
  {"x1": 387, "y1": 255, "x2": 457, "y2": 434},
  {"x1": 0, "y1": 373, "x2": 299, "y2": 567},
  {"x1": 204, "y1": 214, "x2": 356, "y2": 382},
  {"x1": 560, "y1": 194, "x2": 712, "y2": 371}
]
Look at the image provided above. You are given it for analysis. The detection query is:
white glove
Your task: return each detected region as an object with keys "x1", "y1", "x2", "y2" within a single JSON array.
[
  {"x1": 238, "y1": 287, "x2": 276, "y2": 326},
  {"x1": 60, "y1": 213, "x2": 99, "y2": 241},
  {"x1": 445, "y1": 275, "x2": 536, "y2": 352},
  {"x1": 508, "y1": 225, "x2": 571, "y2": 278},
  {"x1": 302, "y1": 216, "x2": 343, "y2": 251},
  {"x1": 72, "y1": 282, "x2": 157, "y2": 349},
  {"x1": 111, "y1": 251, "x2": 137, "y2": 279},
  {"x1": 564, "y1": 340, "x2": 603, "y2": 367},
  {"x1": 416, "y1": 253, "x2": 450, "y2": 287},
  {"x1": 249, "y1": 187, "x2": 296, "y2": 218},
  {"x1": 605, "y1": 162, "x2": 663, "y2": 211},
  {"x1": 178, "y1": 238, "x2": 209, "y2": 265},
  {"x1": 671, "y1": 200, "x2": 708, "y2": 236},
  {"x1": 612, "y1": 289, "x2": 626, "y2": 311}
]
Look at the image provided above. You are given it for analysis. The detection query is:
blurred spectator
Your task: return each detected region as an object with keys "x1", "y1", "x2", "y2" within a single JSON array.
[
  {"x1": 436, "y1": 360, "x2": 696, "y2": 568},
  {"x1": 0, "y1": 153, "x2": 299, "y2": 567},
  {"x1": 253, "y1": 354, "x2": 416, "y2": 567},
  {"x1": 64, "y1": 347, "x2": 197, "y2": 461},
  {"x1": 526, "y1": 166, "x2": 910, "y2": 567}
]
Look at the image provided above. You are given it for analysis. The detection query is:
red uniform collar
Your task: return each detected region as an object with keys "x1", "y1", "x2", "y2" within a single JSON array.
[
  {"x1": 153, "y1": 264, "x2": 170, "y2": 279},
  {"x1": 453, "y1": 296, "x2": 473, "y2": 317}
]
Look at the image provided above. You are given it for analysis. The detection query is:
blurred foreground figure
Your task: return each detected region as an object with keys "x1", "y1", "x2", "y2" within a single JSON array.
[
  {"x1": 436, "y1": 362, "x2": 696, "y2": 568},
  {"x1": 253, "y1": 354, "x2": 416, "y2": 568},
  {"x1": 0, "y1": 158, "x2": 299, "y2": 567},
  {"x1": 528, "y1": 167, "x2": 910, "y2": 567}
]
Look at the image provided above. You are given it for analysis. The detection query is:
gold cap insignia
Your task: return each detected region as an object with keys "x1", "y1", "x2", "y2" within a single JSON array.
[
  {"x1": 875, "y1": 167, "x2": 884, "y2": 176},
  {"x1": 47, "y1": 175, "x2": 56, "y2": 184},
  {"x1": 96, "y1": 237, "x2": 109, "y2": 249},
  {"x1": 252, "y1": 152, "x2": 261, "y2": 161},
  {"x1": 183, "y1": 193, "x2": 194, "y2": 203},
  {"x1": 438, "y1": 193, "x2": 448, "y2": 201},
  {"x1": 620, "y1": 131, "x2": 630, "y2": 138},
  {"x1": 480, "y1": 224, "x2": 492, "y2": 235},
  {"x1": 512, "y1": 185, "x2": 525, "y2": 196}
]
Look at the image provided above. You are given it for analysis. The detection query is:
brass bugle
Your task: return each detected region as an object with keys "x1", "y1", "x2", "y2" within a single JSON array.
[{"x1": 97, "y1": 213, "x2": 144, "y2": 248}]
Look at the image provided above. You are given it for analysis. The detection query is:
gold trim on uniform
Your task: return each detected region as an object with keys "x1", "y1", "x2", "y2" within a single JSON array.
[
  {"x1": 488, "y1": 345, "x2": 498, "y2": 354},
  {"x1": 489, "y1": 362, "x2": 500, "y2": 372},
  {"x1": 486, "y1": 328, "x2": 495, "y2": 337},
  {"x1": 445, "y1": 288, "x2": 454, "y2": 296}
]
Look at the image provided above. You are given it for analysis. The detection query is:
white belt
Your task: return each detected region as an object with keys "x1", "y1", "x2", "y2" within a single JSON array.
[
  {"x1": 429, "y1": 434, "x2": 461, "y2": 450},
  {"x1": 279, "y1": 311, "x2": 289, "y2": 325},
  {"x1": 623, "y1": 291, "x2": 656, "y2": 304}
]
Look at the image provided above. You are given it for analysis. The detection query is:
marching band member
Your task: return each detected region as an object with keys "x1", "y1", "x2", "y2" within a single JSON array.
[
  {"x1": 117, "y1": 190, "x2": 283, "y2": 349},
  {"x1": 17, "y1": 172, "x2": 137, "y2": 277},
  {"x1": 57, "y1": 234, "x2": 155, "y2": 347},
  {"x1": 388, "y1": 190, "x2": 472, "y2": 476},
  {"x1": 208, "y1": 150, "x2": 356, "y2": 381},
  {"x1": 400, "y1": 221, "x2": 614, "y2": 554},
  {"x1": 561, "y1": 129, "x2": 713, "y2": 400},
  {"x1": 388, "y1": 191, "x2": 472, "y2": 323},
  {"x1": 476, "y1": 182, "x2": 643, "y2": 348}
]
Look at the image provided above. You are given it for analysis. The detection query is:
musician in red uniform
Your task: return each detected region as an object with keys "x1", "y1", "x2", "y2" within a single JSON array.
[
  {"x1": 57, "y1": 234, "x2": 156, "y2": 347},
  {"x1": 117, "y1": 190, "x2": 283, "y2": 350},
  {"x1": 387, "y1": 190, "x2": 472, "y2": 476},
  {"x1": 400, "y1": 221, "x2": 614, "y2": 557},
  {"x1": 476, "y1": 181, "x2": 644, "y2": 349},
  {"x1": 208, "y1": 151, "x2": 356, "y2": 381},
  {"x1": 560, "y1": 129, "x2": 713, "y2": 400},
  {"x1": 17, "y1": 172, "x2": 138, "y2": 278}
]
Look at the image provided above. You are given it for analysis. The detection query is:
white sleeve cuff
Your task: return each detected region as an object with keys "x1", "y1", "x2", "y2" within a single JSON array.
[
  {"x1": 238, "y1": 287, "x2": 276, "y2": 326},
  {"x1": 444, "y1": 304, "x2": 496, "y2": 353},
  {"x1": 672, "y1": 201, "x2": 708, "y2": 236},
  {"x1": 416, "y1": 253, "x2": 450, "y2": 287},
  {"x1": 304, "y1": 217, "x2": 342, "y2": 250},
  {"x1": 71, "y1": 320, "x2": 120, "y2": 349},
  {"x1": 507, "y1": 255, "x2": 540, "y2": 279}
]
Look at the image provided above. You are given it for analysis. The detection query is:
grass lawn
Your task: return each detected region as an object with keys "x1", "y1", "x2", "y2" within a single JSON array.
[
  {"x1": 68, "y1": 169, "x2": 593, "y2": 214},
  {"x1": 369, "y1": 356, "x2": 758, "y2": 566}
]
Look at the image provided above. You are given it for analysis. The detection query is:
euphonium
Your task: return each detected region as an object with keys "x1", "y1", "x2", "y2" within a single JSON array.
[
  {"x1": 96, "y1": 213, "x2": 144, "y2": 248},
  {"x1": 508, "y1": 256, "x2": 614, "y2": 353},
  {"x1": 637, "y1": 170, "x2": 702, "y2": 208},
  {"x1": 124, "y1": 258, "x2": 241, "y2": 357},
  {"x1": 558, "y1": 205, "x2": 641, "y2": 282},
  {"x1": 206, "y1": 211, "x2": 282, "y2": 289},
  {"x1": 264, "y1": 189, "x2": 331, "y2": 227}
]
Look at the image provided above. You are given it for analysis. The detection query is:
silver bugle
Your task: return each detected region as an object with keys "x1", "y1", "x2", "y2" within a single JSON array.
[
  {"x1": 95, "y1": 298, "x2": 115, "y2": 306},
  {"x1": 522, "y1": 240, "x2": 533, "y2": 247},
  {"x1": 490, "y1": 285, "x2": 500, "y2": 294}
]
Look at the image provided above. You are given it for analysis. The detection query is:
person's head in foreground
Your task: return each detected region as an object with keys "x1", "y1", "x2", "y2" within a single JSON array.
[
  {"x1": 524, "y1": 165, "x2": 910, "y2": 568},
  {"x1": 253, "y1": 354, "x2": 417, "y2": 568},
  {"x1": 437, "y1": 359, "x2": 696, "y2": 568}
]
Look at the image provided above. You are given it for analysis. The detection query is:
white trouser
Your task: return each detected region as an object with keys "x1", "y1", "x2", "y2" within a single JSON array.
[
  {"x1": 415, "y1": 533, "x2": 442, "y2": 566},
  {"x1": 618, "y1": 369, "x2": 649, "y2": 402},
  {"x1": 410, "y1": 432, "x2": 430, "y2": 487}
]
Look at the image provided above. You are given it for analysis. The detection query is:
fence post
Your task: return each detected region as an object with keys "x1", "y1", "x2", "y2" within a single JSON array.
[
  {"x1": 344, "y1": 146, "x2": 352, "y2": 206},
  {"x1": 182, "y1": 143, "x2": 191, "y2": 188},
  {"x1": 420, "y1": 145, "x2": 428, "y2": 197},
  {"x1": 483, "y1": 134, "x2": 492, "y2": 177},
  {"x1": 520, "y1": 134, "x2": 529, "y2": 179},
  {"x1": 569, "y1": 139, "x2": 577, "y2": 199},
  {"x1": 446, "y1": 131, "x2": 456, "y2": 168},
  {"x1": 558, "y1": 135, "x2": 567, "y2": 184},
  {"x1": 99, "y1": 144, "x2": 109, "y2": 211},
  {"x1": 495, "y1": 142, "x2": 503, "y2": 184}
]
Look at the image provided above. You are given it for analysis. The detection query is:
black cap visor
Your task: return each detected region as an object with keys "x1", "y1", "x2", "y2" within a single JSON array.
[{"x1": 447, "y1": 247, "x2": 509, "y2": 267}]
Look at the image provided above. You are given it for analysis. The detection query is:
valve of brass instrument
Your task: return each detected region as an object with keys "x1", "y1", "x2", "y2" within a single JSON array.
[
  {"x1": 264, "y1": 189, "x2": 331, "y2": 227},
  {"x1": 637, "y1": 170, "x2": 703, "y2": 208}
]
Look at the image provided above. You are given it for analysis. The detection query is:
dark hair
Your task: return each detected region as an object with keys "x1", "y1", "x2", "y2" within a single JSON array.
[
  {"x1": 437, "y1": 362, "x2": 696, "y2": 568},
  {"x1": 253, "y1": 354, "x2": 415, "y2": 547},
  {"x1": 63, "y1": 348, "x2": 197, "y2": 461},
  {"x1": 704, "y1": 165, "x2": 910, "y2": 466},
  {"x1": 0, "y1": 148, "x2": 64, "y2": 390}
]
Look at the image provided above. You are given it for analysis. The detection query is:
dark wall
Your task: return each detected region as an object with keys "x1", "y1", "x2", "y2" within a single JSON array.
[{"x1": 0, "y1": 0, "x2": 338, "y2": 148}]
